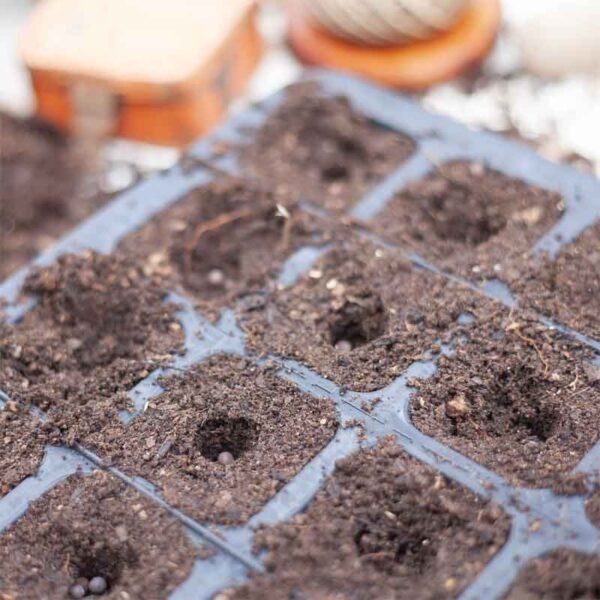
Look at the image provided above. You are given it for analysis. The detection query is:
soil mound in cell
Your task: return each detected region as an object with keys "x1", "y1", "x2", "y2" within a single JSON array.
[
  {"x1": 230, "y1": 438, "x2": 509, "y2": 600},
  {"x1": 514, "y1": 220, "x2": 600, "y2": 341},
  {"x1": 411, "y1": 310, "x2": 600, "y2": 488},
  {"x1": 240, "y1": 83, "x2": 415, "y2": 213},
  {"x1": 79, "y1": 356, "x2": 338, "y2": 525},
  {"x1": 243, "y1": 238, "x2": 491, "y2": 392},
  {"x1": 0, "y1": 472, "x2": 196, "y2": 599},
  {"x1": 2, "y1": 252, "x2": 182, "y2": 416},
  {"x1": 505, "y1": 550, "x2": 600, "y2": 600},
  {"x1": 370, "y1": 161, "x2": 563, "y2": 280},
  {"x1": 118, "y1": 177, "x2": 336, "y2": 314}
]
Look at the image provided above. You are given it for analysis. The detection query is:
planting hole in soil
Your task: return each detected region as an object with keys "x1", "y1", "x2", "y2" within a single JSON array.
[
  {"x1": 352, "y1": 512, "x2": 436, "y2": 572},
  {"x1": 171, "y1": 194, "x2": 286, "y2": 297},
  {"x1": 66, "y1": 542, "x2": 129, "y2": 597},
  {"x1": 327, "y1": 288, "x2": 387, "y2": 349},
  {"x1": 243, "y1": 238, "x2": 490, "y2": 392},
  {"x1": 240, "y1": 83, "x2": 416, "y2": 213},
  {"x1": 231, "y1": 438, "x2": 509, "y2": 599},
  {"x1": 481, "y1": 362, "x2": 558, "y2": 442},
  {"x1": 370, "y1": 161, "x2": 563, "y2": 280},
  {"x1": 197, "y1": 416, "x2": 259, "y2": 462},
  {"x1": 418, "y1": 176, "x2": 507, "y2": 245},
  {"x1": 411, "y1": 310, "x2": 600, "y2": 488},
  {"x1": 23, "y1": 252, "x2": 175, "y2": 371}
]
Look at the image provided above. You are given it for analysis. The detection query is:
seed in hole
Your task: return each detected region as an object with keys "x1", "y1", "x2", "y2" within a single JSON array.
[
  {"x1": 335, "y1": 340, "x2": 353, "y2": 353},
  {"x1": 207, "y1": 269, "x2": 225, "y2": 286},
  {"x1": 218, "y1": 451, "x2": 235, "y2": 465},
  {"x1": 69, "y1": 584, "x2": 87, "y2": 599},
  {"x1": 89, "y1": 576, "x2": 108, "y2": 595},
  {"x1": 197, "y1": 416, "x2": 259, "y2": 462},
  {"x1": 69, "y1": 543, "x2": 131, "y2": 596}
]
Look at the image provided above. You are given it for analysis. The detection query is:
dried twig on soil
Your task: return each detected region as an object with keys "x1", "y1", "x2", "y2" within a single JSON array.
[
  {"x1": 183, "y1": 207, "x2": 253, "y2": 276},
  {"x1": 506, "y1": 321, "x2": 550, "y2": 377}
]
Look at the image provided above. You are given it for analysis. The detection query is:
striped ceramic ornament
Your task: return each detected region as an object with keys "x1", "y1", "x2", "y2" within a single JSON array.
[{"x1": 300, "y1": 0, "x2": 470, "y2": 46}]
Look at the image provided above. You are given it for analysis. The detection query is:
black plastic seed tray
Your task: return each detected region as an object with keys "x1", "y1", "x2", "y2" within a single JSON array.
[{"x1": 1, "y1": 70, "x2": 600, "y2": 600}]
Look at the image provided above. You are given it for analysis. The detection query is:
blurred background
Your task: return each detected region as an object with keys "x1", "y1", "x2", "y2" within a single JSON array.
[
  {"x1": 1, "y1": 0, "x2": 599, "y2": 279},
  {"x1": 2, "y1": 0, "x2": 599, "y2": 172}
]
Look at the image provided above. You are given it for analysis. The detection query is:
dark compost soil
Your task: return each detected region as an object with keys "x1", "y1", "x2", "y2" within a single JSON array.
[
  {"x1": 410, "y1": 308, "x2": 600, "y2": 488},
  {"x1": 2, "y1": 81, "x2": 599, "y2": 600},
  {"x1": 79, "y1": 355, "x2": 338, "y2": 526},
  {"x1": 0, "y1": 397, "x2": 47, "y2": 496},
  {"x1": 227, "y1": 438, "x2": 510, "y2": 600},
  {"x1": 369, "y1": 161, "x2": 563, "y2": 281},
  {"x1": 239, "y1": 83, "x2": 416, "y2": 214},
  {"x1": 242, "y1": 237, "x2": 494, "y2": 392},
  {"x1": 0, "y1": 470, "x2": 196, "y2": 599},
  {"x1": 118, "y1": 176, "x2": 337, "y2": 316},
  {"x1": 0, "y1": 112, "x2": 108, "y2": 281},
  {"x1": 1, "y1": 252, "x2": 183, "y2": 418},
  {"x1": 513, "y1": 219, "x2": 600, "y2": 341},
  {"x1": 505, "y1": 550, "x2": 600, "y2": 599}
]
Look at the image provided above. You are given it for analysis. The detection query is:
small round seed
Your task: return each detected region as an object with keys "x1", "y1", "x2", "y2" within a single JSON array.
[
  {"x1": 218, "y1": 451, "x2": 235, "y2": 465},
  {"x1": 207, "y1": 269, "x2": 225, "y2": 286},
  {"x1": 89, "y1": 576, "x2": 108, "y2": 595},
  {"x1": 69, "y1": 584, "x2": 87, "y2": 599},
  {"x1": 334, "y1": 340, "x2": 352, "y2": 353}
]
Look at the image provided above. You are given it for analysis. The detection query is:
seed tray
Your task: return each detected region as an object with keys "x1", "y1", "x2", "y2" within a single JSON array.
[{"x1": 0, "y1": 70, "x2": 599, "y2": 599}]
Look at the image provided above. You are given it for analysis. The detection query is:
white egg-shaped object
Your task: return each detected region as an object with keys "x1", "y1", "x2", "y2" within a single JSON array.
[{"x1": 517, "y1": 0, "x2": 600, "y2": 78}]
